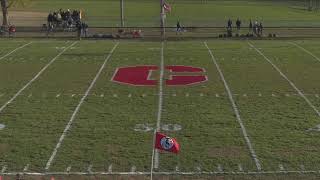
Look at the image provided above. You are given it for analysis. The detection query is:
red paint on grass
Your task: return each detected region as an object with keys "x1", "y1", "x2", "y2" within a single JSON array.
[{"x1": 166, "y1": 65, "x2": 207, "y2": 86}]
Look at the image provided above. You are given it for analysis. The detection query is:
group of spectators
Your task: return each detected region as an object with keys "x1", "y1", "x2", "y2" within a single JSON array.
[
  {"x1": 47, "y1": 9, "x2": 82, "y2": 31},
  {"x1": 227, "y1": 18, "x2": 263, "y2": 36}
]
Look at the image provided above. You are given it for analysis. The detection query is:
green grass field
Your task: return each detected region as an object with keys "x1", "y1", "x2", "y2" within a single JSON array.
[
  {"x1": 5, "y1": 0, "x2": 320, "y2": 27},
  {"x1": 0, "y1": 39, "x2": 320, "y2": 179}
]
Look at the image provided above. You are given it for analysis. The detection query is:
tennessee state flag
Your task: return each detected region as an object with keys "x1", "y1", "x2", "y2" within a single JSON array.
[{"x1": 155, "y1": 132, "x2": 180, "y2": 154}]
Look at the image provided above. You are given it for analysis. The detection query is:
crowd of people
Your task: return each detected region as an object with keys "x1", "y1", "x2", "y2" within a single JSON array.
[
  {"x1": 227, "y1": 18, "x2": 263, "y2": 37},
  {"x1": 46, "y1": 9, "x2": 83, "y2": 31}
]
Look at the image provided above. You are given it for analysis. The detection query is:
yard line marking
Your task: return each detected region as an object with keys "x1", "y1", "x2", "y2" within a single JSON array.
[
  {"x1": 249, "y1": 42, "x2": 320, "y2": 119},
  {"x1": 2, "y1": 170, "x2": 320, "y2": 176},
  {"x1": 1, "y1": 166, "x2": 7, "y2": 173},
  {"x1": 108, "y1": 164, "x2": 112, "y2": 173},
  {"x1": 205, "y1": 42, "x2": 262, "y2": 171},
  {"x1": 0, "y1": 41, "x2": 78, "y2": 115},
  {"x1": 279, "y1": 164, "x2": 285, "y2": 171},
  {"x1": 152, "y1": 42, "x2": 165, "y2": 170},
  {"x1": 56, "y1": 94, "x2": 61, "y2": 98},
  {"x1": 131, "y1": 166, "x2": 136, "y2": 172},
  {"x1": 45, "y1": 42, "x2": 119, "y2": 170},
  {"x1": 289, "y1": 42, "x2": 320, "y2": 63},
  {"x1": 0, "y1": 42, "x2": 32, "y2": 61},
  {"x1": 23, "y1": 164, "x2": 30, "y2": 172},
  {"x1": 238, "y1": 164, "x2": 243, "y2": 171}
]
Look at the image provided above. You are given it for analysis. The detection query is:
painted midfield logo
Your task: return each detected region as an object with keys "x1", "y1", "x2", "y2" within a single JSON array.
[{"x1": 112, "y1": 65, "x2": 207, "y2": 86}]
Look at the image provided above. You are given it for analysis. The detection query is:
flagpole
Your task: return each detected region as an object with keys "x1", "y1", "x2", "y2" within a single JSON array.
[
  {"x1": 150, "y1": 129, "x2": 157, "y2": 180},
  {"x1": 160, "y1": 0, "x2": 165, "y2": 40}
]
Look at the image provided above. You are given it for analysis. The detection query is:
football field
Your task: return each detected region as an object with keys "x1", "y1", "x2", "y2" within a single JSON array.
[{"x1": 1, "y1": 39, "x2": 320, "y2": 179}]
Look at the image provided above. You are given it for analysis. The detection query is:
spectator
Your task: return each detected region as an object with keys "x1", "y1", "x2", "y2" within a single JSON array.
[
  {"x1": 176, "y1": 20, "x2": 183, "y2": 34},
  {"x1": 236, "y1": 18, "x2": 241, "y2": 31},
  {"x1": 227, "y1": 18, "x2": 232, "y2": 29},
  {"x1": 259, "y1": 22, "x2": 263, "y2": 36},
  {"x1": 249, "y1": 19, "x2": 253, "y2": 33}
]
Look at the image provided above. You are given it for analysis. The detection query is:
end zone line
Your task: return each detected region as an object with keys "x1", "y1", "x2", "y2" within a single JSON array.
[
  {"x1": 248, "y1": 42, "x2": 320, "y2": 119},
  {"x1": 204, "y1": 42, "x2": 262, "y2": 171},
  {"x1": 0, "y1": 41, "x2": 78, "y2": 114},
  {"x1": 152, "y1": 42, "x2": 165, "y2": 172},
  {"x1": 289, "y1": 42, "x2": 320, "y2": 63},
  {"x1": 45, "y1": 42, "x2": 119, "y2": 170},
  {"x1": 0, "y1": 42, "x2": 33, "y2": 61}
]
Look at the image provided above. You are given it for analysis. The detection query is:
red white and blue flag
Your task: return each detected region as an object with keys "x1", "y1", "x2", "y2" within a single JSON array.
[{"x1": 155, "y1": 132, "x2": 180, "y2": 154}]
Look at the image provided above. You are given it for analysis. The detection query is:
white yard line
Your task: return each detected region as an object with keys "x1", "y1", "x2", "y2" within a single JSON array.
[
  {"x1": 45, "y1": 42, "x2": 119, "y2": 170},
  {"x1": 152, "y1": 42, "x2": 165, "y2": 171},
  {"x1": 0, "y1": 41, "x2": 78, "y2": 114},
  {"x1": 0, "y1": 170, "x2": 320, "y2": 176},
  {"x1": 204, "y1": 42, "x2": 262, "y2": 171},
  {"x1": 289, "y1": 42, "x2": 320, "y2": 63},
  {"x1": 0, "y1": 42, "x2": 33, "y2": 61},
  {"x1": 249, "y1": 42, "x2": 320, "y2": 119}
]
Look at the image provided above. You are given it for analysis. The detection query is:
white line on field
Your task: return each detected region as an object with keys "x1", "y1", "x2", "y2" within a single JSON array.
[
  {"x1": 56, "y1": 94, "x2": 61, "y2": 98},
  {"x1": 249, "y1": 42, "x2": 320, "y2": 119},
  {"x1": 0, "y1": 42, "x2": 32, "y2": 61},
  {"x1": 204, "y1": 42, "x2": 262, "y2": 171},
  {"x1": 0, "y1": 41, "x2": 77, "y2": 115},
  {"x1": 289, "y1": 42, "x2": 320, "y2": 63},
  {"x1": 152, "y1": 42, "x2": 165, "y2": 171},
  {"x1": 1, "y1": 170, "x2": 320, "y2": 176},
  {"x1": 45, "y1": 42, "x2": 119, "y2": 170}
]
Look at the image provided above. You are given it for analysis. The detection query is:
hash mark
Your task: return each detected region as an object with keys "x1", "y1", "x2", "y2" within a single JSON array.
[
  {"x1": 128, "y1": 94, "x2": 132, "y2": 98},
  {"x1": 272, "y1": 93, "x2": 276, "y2": 97},
  {"x1": 56, "y1": 94, "x2": 61, "y2": 98},
  {"x1": 71, "y1": 94, "x2": 76, "y2": 97},
  {"x1": 200, "y1": 93, "x2": 204, "y2": 97},
  {"x1": 258, "y1": 93, "x2": 262, "y2": 97}
]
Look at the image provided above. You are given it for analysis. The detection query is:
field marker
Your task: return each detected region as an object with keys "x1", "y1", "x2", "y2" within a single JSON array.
[
  {"x1": 108, "y1": 164, "x2": 112, "y2": 173},
  {"x1": 1, "y1": 166, "x2": 6, "y2": 173},
  {"x1": 0, "y1": 41, "x2": 78, "y2": 115},
  {"x1": 23, "y1": 164, "x2": 30, "y2": 172},
  {"x1": 289, "y1": 42, "x2": 320, "y2": 63},
  {"x1": 152, "y1": 42, "x2": 165, "y2": 171},
  {"x1": 249, "y1": 42, "x2": 320, "y2": 122},
  {"x1": 131, "y1": 166, "x2": 136, "y2": 172},
  {"x1": 0, "y1": 42, "x2": 32, "y2": 61},
  {"x1": 56, "y1": 94, "x2": 60, "y2": 98},
  {"x1": 238, "y1": 164, "x2": 243, "y2": 171},
  {"x1": 205, "y1": 42, "x2": 262, "y2": 171},
  {"x1": 279, "y1": 164, "x2": 285, "y2": 171},
  {"x1": 45, "y1": 42, "x2": 119, "y2": 171}
]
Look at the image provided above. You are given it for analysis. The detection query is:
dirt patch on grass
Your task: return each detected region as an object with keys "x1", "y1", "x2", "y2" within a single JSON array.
[{"x1": 208, "y1": 146, "x2": 243, "y2": 158}]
